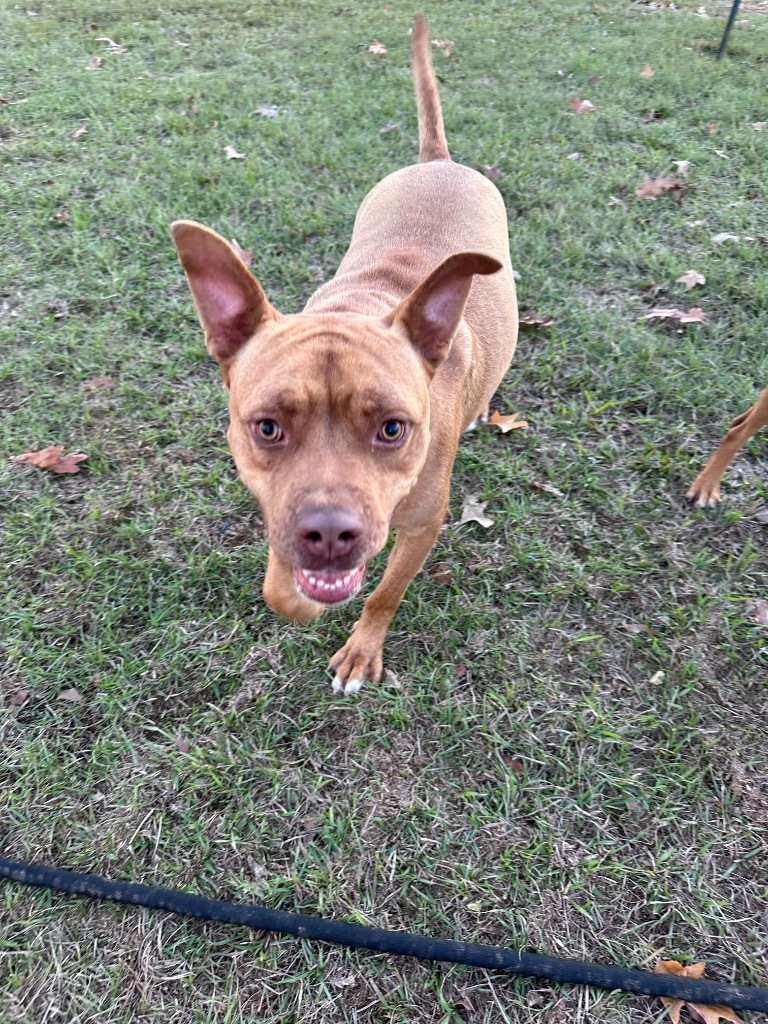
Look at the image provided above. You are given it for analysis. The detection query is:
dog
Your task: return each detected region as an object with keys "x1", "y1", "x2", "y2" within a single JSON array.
[
  {"x1": 686, "y1": 385, "x2": 768, "y2": 506},
  {"x1": 171, "y1": 16, "x2": 518, "y2": 693}
]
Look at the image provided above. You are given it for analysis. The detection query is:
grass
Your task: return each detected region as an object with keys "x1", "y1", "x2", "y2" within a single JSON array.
[{"x1": 1, "y1": 0, "x2": 767, "y2": 1021}]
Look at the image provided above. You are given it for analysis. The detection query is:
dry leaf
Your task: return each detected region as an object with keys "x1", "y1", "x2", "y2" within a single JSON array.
[
  {"x1": 676, "y1": 270, "x2": 705, "y2": 290},
  {"x1": 642, "y1": 307, "x2": 707, "y2": 325},
  {"x1": 531, "y1": 480, "x2": 565, "y2": 498},
  {"x1": 649, "y1": 670, "x2": 665, "y2": 686},
  {"x1": 641, "y1": 63, "x2": 655, "y2": 77},
  {"x1": 379, "y1": 121, "x2": 400, "y2": 133},
  {"x1": 568, "y1": 98, "x2": 596, "y2": 113},
  {"x1": 85, "y1": 56, "x2": 103, "y2": 70},
  {"x1": 479, "y1": 164, "x2": 500, "y2": 180},
  {"x1": 432, "y1": 38, "x2": 454, "y2": 56},
  {"x1": 11, "y1": 445, "x2": 88, "y2": 474},
  {"x1": 58, "y1": 687, "x2": 84, "y2": 702},
  {"x1": 457, "y1": 495, "x2": 494, "y2": 529},
  {"x1": 368, "y1": 39, "x2": 387, "y2": 54},
  {"x1": 673, "y1": 159, "x2": 691, "y2": 178},
  {"x1": 224, "y1": 144, "x2": 245, "y2": 160},
  {"x1": 52, "y1": 209, "x2": 70, "y2": 224},
  {"x1": 711, "y1": 232, "x2": 739, "y2": 245},
  {"x1": 82, "y1": 376, "x2": 115, "y2": 389},
  {"x1": 751, "y1": 599, "x2": 768, "y2": 626},
  {"x1": 642, "y1": 109, "x2": 660, "y2": 122},
  {"x1": 427, "y1": 562, "x2": 453, "y2": 584},
  {"x1": 9, "y1": 688, "x2": 31, "y2": 707},
  {"x1": 751, "y1": 122, "x2": 766, "y2": 132},
  {"x1": 635, "y1": 174, "x2": 682, "y2": 198},
  {"x1": 96, "y1": 36, "x2": 127, "y2": 54},
  {"x1": 520, "y1": 313, "x2": 555, "y2": 327},
  {"x1": 230, "y1": 238, "x2": 252, "y2": 267},
  {"x1": 253, "y1": 104, "x2": 278, "y2": 118},
  {"x1": 71, "y1": 125, "x2": 87, "y2": 139},
  {"x1": 489, "y1": 410, "x2": 529, "y2": 433},
  {"x1": 654, "y1": 960, "x2": 742, "y2": 1024}
]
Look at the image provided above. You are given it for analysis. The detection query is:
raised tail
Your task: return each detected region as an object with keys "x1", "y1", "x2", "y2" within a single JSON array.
[{"x1": 412, "y1": 15, "x2": 451, "y2": 162}]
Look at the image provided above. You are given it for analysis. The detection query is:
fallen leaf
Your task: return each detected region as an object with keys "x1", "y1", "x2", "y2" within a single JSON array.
[
  {"x1": 85, "y1": 56, "x2": 103, "y2": 70},
  {"x1": 635, "y1": 174, "x2": 682, "y2": 198},
  {"x1": 82, "y1": 375, "x2": 115, "y2": 389},
  {"x1": 427, "y1": 561, "x2": 453, "y2": 584},
  {"x1": 649, "y1": 670, "x2": 665, "y2": 686},
  {"x1": 642, "y1": 307, "x2": 707, "y2": 324},
  {"x1": 378, "y1": 121, "x2": 400, "y2": 133},
  {"x1": 71, "y1": 125, "x2": 87, "y2": 139},
  {"x1": 58, "y1": 687, "x2": 84, "y2": 702},
  {"x1": 519, "y1": 313, "x2": 555, "y2": 327},
  {"x1": 11, "y1": 445, "x2": 88, "y2": 474},
  {"x1": 9, "y1": 689, "x2": 31, "y2": 707},
  {"x1": 641, "y1": 63, "x2": 655, "y2": 77},
  {"x1": 457, "y1": 495, "x2": 494, "y2": 529},
  {"x1": 568, "y1": 98, "x2": 596, "y2": 113},
  {"x1": 695, "y1": 4, "x2": 709, "y2": 16},
  {"x1": 489, "y1": 410, "x2": 529, "y2": 433},
  {"x1": 751, "y1": 122, "x2": 766, "y2": 132},
  {"x1": 676, "y1": 270, "x2": 705, "y2": 290},
  {"x1": 175, "y1": 40, "x2": 190, "y2": 47},
  {"x1": 224, "y1": 144, "x2": 245, "y2": 160},
  {"x1": 608, "y1": 195, "x2": 624, "y2": 205},
  {"x1": 707, "y1": 121, "x2": 718, "y2": 134},
  {"x1": 432, "y1": 38, "x2": 454, "y2": 56},
  {"x1": 711, "y1": 232, "x2": 739, "y2": 245},
  {"x1": 673, "y1": 159, "x2": 691, "y2": 178},
  {"x1": 383, "y1": 668, "x2": 401, "y2": 689},
  {"x1": 654, "y1": 960, "x2": 742, "y2": 1024},
  {"x1": 368, "y1": 39, "x2": 387, "y2": 54},
  {"x1": 229, "y1": 238, "x2": 252, "y2": 267},
  {"x1": 531, "y1": 480, "x2": 565, "y2": 498},
  {"x1": 52, "y1": 209, "x2": 70, "y2": 223},
  {"x1": 566, "y1": 152, "x2": 581, "y2": 160},
  {"x1": 253, "y1": 104, "x2": 278, "y2": 118},
  {"x1": 642, "y1": 109, "x2": 660, "y2": 122},
  {"x1": 751, "y1": 599, "x2": 768, "y2": 626},
  {"x1": 715, "y1": 149, "x2": 729, "y2": 160},
  {"x1": 96, "y1": 36, "x2": 128, "y2": 53},
  {"x1": 478, "y1": 164, "x2": 499, "y2": 180}
]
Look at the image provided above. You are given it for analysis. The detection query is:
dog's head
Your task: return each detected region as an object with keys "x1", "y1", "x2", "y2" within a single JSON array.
[{"x1": 171, "y1": 221, "x2": 499, "y2": 608}]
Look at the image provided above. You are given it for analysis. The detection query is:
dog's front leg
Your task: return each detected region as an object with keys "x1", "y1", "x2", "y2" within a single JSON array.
[
  {"x1": 263, "y1": 547, "x2": 324, "y2": 623},
  {"x1": 328, "y1": 514, "x2": 445, "y2": 695}
]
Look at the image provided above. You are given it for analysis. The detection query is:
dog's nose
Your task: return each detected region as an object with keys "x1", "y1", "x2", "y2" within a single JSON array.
[{"x1": 296, "y1": 507, "x2": 364, "y2": 564}]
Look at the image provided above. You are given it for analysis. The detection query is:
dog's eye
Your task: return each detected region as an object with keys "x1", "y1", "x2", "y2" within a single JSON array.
[
  {"x1": 255, "y1": 419, "x2": 283, "y2": 443},
  {"x1": 377, "y1": 420, "x2": 406, "y2": 443}
]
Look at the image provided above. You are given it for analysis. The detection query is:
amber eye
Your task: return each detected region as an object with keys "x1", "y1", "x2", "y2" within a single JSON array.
[
  {"x1": 377, "y1": 420, "x2": 406, "y2": 443},
  {"x1": 255, "y1": 419, "x2": 283, "y2": 443}
]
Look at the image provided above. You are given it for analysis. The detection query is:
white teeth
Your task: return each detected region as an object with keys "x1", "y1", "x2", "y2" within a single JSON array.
[{"x1": 309, "y1": 576, "x2": 317, "y2": 585}]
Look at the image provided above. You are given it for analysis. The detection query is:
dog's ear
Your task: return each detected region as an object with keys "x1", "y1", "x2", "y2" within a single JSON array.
[
  {"x1": 387, "y1": 252, "x2": 502, "y2": 371},
  {"x1": 171, "y1": 220, "x2": 280, "y2": 366}
]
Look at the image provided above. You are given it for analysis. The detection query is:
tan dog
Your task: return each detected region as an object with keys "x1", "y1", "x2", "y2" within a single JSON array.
[
  {"x1": 171, "y1": 17, "x2": 518, "y2": 693},
  {"x1": 687, "y1": 385, "x2": 768, "y2": 506}
]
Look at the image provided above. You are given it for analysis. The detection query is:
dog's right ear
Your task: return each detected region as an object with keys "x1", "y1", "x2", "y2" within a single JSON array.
[{"x1": 171, "y1": 220, "x2": 280, "y2": 367}]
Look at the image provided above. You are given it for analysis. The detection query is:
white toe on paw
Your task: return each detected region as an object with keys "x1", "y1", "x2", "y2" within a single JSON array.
[
  {"x1": 331, "y1": 675, "x2": 344, "y2": 693},
  {"x1": 343, "y1": 678, "x2": 364, "y2": 695}
]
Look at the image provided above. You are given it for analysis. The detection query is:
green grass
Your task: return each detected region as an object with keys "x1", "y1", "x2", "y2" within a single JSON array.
[{"x1": 2, "y1": 0, "x2": 767, "y2": 1021}]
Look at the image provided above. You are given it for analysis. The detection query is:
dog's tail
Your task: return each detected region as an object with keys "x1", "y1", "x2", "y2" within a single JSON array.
[{"x1": 412, "y1": 15, "x2": 451, "y2": 162}]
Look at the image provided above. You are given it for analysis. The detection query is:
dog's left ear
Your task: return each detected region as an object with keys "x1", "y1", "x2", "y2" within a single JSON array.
[{"x1": 387, "y1": 252, "x2": 502, "y2": 371}]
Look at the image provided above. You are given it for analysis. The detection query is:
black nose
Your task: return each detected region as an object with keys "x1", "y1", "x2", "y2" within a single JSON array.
[{"x1": 296, "y1": 506, "x2": 364, "y2": 565}]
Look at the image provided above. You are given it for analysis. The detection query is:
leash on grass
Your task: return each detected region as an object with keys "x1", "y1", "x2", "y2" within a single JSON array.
[{"x1": 2, "y1": 855, "x2": 768, "y2": 1013}]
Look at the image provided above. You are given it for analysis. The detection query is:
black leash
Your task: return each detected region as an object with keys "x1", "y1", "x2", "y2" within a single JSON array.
[{"x1": 2, "y1": 856, "x2": 767, "y2": 1013}]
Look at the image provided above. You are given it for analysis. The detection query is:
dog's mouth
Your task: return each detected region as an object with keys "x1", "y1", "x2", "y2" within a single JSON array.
[{"x1": 293, "y1": 565, "x2": 366, "y2": 605}]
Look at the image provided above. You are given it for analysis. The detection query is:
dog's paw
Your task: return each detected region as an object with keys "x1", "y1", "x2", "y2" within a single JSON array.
[
  {"x1": 328, "y1": 631, "x2": 384, "y2": 695},
  {"x1": 686, "y1": 474, "x2": 721, "y2": 507}
]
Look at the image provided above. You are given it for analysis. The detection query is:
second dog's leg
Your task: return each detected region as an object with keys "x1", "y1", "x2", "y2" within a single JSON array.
[{"x1": 687, "y1": 385, "x2": 768, "y2": 506}]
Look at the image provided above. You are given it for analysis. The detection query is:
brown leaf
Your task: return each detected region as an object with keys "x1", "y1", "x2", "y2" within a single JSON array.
[
  {"x1": 676, "y1": 270, "x2": 705, "y2": 290},
  {"x1": 531, "y1": 480, "x2": 564, "y2": 498},
  {"x1": 224, "y1": 144, "x2": 245, "y2": 160},
  {"x1": 519, "y1": 313, "x2": 555, "y2": 327},
  {"x1": 53, "y1": 209, "x2": 70, "y2": 223},
  {"x1": 9, "y1": 688, "x2": 31, "y2": 707},
  {"x1": 58, "y1": 687, "x2": 84, "y2": 702},
  {"x1": 368, "y1": 39, "x2": 387, "y2": 54},
  {"x1": 641, "y1": 63, "x2": 655, "y2": 77},
  {"x1": 489, "y1": 410, "x2": 529, "y2": 433},
  {"x1": 635, "y1": 174, "x2": 682, "y2": 198},
  {"x1": 641, "y1": 306, "x2": 707, "y2": 325},
  {"x1": 654, "y1": 960, "x2": 743, "y2": 1024},
  {"x1": 431, "y1": 38, "x2": 454, "y2": 56},
  {"x1": 751, "y1": 599, "x2": 768, "y2": 626},
  {"x1": 673, "y1": 159, "x2": 691, "y2": 179},
  {"x1": 71, "y1": 125, "x2": 87, "y2": 139},
  {"x1": 457, "y1": 494, "x2": 494, "y2": 529},
  {"x1": 568, "y1": 98, "x2": 596, "y2": 113},
  {"x1": 82, "y1": 375, "x2": 115, "y2": 389},
  {"x1": 85, "y1": 55, "x2": 103, "y2": 70},
  {"x1": 427, "y1": 562, "x2": 453, "y2": 584},
  {"x1": 96, "y1": 36, "x2": 128, "y2": 54},
  {"x1": 11, "y1": 445, "x2": 88, "y2": 474},
  {"x1": 230, "y1": 238, "x2": 252, "y2": 267}
]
